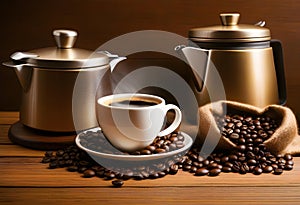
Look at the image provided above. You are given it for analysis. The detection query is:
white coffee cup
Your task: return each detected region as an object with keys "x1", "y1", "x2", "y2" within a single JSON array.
[{"x1": 96, "y1": 93, "x2": 182, "y2": 152}]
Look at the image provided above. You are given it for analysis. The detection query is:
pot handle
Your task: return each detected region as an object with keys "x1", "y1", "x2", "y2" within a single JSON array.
[{"x1": 270, "y1": 39, "x2": 287, "y2": 105}]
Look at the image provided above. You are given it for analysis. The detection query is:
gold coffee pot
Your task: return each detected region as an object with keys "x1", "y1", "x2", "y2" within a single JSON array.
[
  {"x1": 176, "y1": 13, "x2": 286, "y2": 108},
  {"x1": 3, "y1": 29, "x2": 126, "y2": 132}
]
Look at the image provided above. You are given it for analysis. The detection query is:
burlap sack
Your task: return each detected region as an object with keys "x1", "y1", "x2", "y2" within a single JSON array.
[{"x1": 196, "y1": 101, "x2": 300, "y2": 155}]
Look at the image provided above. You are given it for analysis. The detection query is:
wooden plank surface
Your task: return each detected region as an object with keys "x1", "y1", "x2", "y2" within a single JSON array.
[
  {"x1": 0, "y1": 157, "x2": 299, "y2": 188},
  {"x1": 0, "y1": 111, "x2": 300, "y2": 204},
  {"x1": 0, "y1": 112, "x2": 18, "y2": 125},
  {"x1": 0, "y1": 145, "x2": 45, "y2": 157},
  {"x1": 0, "y1": 125, "x2": 11, "y2": 144},
  {"x1": 0, "y1": 187, "x2": 300, "y2": 205}
]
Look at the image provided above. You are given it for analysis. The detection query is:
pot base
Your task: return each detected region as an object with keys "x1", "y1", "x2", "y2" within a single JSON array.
[{"x1": 8, "y1": 121, "x2": 76, "y2": 150}]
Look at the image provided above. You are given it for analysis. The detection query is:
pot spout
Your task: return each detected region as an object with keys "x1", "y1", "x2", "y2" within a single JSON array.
[
  {"x1": 175, "y1": 45, "x2": 209, "y2": 92},
  {"x1": 97, "y1": 51, "x2": 126, "y2": 71},
  {"x1": 2, "y1": 61, "x2": 33, "y2": 92}
]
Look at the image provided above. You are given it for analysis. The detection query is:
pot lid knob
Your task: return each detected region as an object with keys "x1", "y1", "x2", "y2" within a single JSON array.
[
  {"x1": 53, "y1": 29, "x2": 77, "y2": 49},
  {"x1": 220, "y1": 13, "x2": 240, "y2": 26}
]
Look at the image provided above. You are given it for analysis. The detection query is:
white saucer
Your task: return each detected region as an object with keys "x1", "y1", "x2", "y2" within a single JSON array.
[{"x1": 75, "y1": 127, "x2": 193, "y2": 161}]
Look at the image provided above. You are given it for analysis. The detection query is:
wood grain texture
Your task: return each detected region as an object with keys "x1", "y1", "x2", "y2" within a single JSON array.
[
  {"x1": 1, "y1": 187, "x2": 300, "y2": 205},
  {"x1": 0, "y1": 125, "x2": 11, "y2": 144},
  {"x1": 0, "y1": 112, "x2": 19, "y2": 125},
  {"x1": 0, "y1": 145, "x2": 45, "y2": 157}
]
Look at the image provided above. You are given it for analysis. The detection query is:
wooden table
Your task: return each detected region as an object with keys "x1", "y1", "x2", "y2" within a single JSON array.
[{"x1": 0, "y1": 112, "x2": 300, "y2": 205}]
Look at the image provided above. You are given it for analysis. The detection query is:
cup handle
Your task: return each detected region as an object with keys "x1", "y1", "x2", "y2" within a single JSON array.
[{"x1": 157, "y1": 104, "x2": 182, "y2": 137}]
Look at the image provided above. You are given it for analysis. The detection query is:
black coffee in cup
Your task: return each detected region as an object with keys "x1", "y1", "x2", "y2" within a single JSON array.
[{"x1": 109, "y1": 99, "x2": 158, "y2": 108}]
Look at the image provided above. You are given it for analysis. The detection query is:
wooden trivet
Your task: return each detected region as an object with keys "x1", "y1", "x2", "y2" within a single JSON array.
[{"x1": 8, "y1": 121, "x2": 76, "y2": 150}]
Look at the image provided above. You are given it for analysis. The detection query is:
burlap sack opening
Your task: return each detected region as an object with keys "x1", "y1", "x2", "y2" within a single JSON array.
[{"x1": 195, "y1": 101, "x2": 300, "y2": 155}]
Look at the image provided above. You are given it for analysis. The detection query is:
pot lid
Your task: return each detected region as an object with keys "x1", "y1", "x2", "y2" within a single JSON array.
[
  {"x1": 12, "y1": 29, "x2": 109, "y2": 68},
  {"x1": 189, "y1": 13, "x2": 271, "y2": 43}
]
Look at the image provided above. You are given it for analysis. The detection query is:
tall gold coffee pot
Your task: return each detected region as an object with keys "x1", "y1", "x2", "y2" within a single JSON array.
[{"x1": 176, "y1": 13, "x2": 286, "y2": 108}]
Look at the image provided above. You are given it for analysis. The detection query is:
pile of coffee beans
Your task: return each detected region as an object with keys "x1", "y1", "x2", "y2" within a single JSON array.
[
  {"x1": 41, "y1": 113, "x2": 295, "y2": 187},
  {"x1": 78, "y1": 129, "x2": 186, "y2": 156},
  {"x1": 179, "y1": 113, "x2": 293, "y2": 176},
  {"x1": 42, "y1": 130, "x2": 185, "y2": 187},
  {"x1": 41, "y1": 146, "x2": 180, "y2": 187}
]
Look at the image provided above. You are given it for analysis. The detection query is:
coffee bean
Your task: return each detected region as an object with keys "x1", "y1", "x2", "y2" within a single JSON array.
[
  {"x1": 244, "y1": 117, "x2": 252, "y2": 122},
  {"x1": 284, "y1": 164, "x2": 293, "y2": 170},
  {"x1": 247, "y1": 159, "x2": 257, "y2": 166},
  {"x1": 190, "y1": 166, "x2": 198, "y2": 173},
  {"x1": 227, "y1": 123, "x2": 235, "y2": 128},
  {"x1": 183, "y1": 165, "x2": 192, "y2": 171},
  {"x1": 253, "y1": 120, "x2": 260, "y2": 126},
  {"x1": 253, "y1": 167, "x2": 263, "y2": 175},
  {"x1": 228, "y1": 154, "x2": 238, "y2": 161},
  {"x1": 45, "y1": 151, "x2": 54, "y2": 157},
  {"x1": 238, "y1": 156, "x2": 246, "y2": 162},
  {"x1": 209, "y1": 168, "x2": 221, "y2": 176},
  {"x1": 83, "y1": 169, "x2": 95, "y2": 178},
  {"x1": 239, "y1": 163, "x2": 249, "y2": 174},
  {"x1": 207, "y1": 163, "x2": 219, "y2": 170},
  {"x1": 246, "y1": 151, "x2": 255, "y2": 159},
  {"x1": 41, "y1": 157, "x2": 51, "y2": 163},
  {"x1": 170, "y1": 136, "x2": 178, "y2": 142},
  {"x1": 278, "y1": 158, "x2": 286, "y2": 164},
  {"x1": 197, "y1": 156, "x2": 205, "y2": 162},
  {"x1": 96, "y1": 170, "x2": 105, "y2": 178},
  {"x1": 105, "y1": 172, "x2": 116, "y2": 180},
  {"x1": 263, "y1": 166, "x2": 273, "y2": 173},
  {"x1": 56, "y1": 150, "x2": 65, "y2": 157},
  {"x1": 259, "y1": 156, "x2": 267, "y2": 162},
  {"x1": 185, "y1": 159, "x2": 193, "y2": 165},
  {"x1": 237, "y1": 145, "x2": 246, "y2": 151},
  {"x1": 189, "y1": 153, "x2": 198, "y2": 161},
  {"x1": 195, "y1": 168, "x2": 209, "y2": 176},
  {"x1": 154, "y1": 148, "x2": 166, "y2": 154},
  {"x1": 286, "y1": 160, "x2": 294, "y2": 166},
  {"x1": 222, "y1": 166, "x2": 232, "y2": 172},
  {"x1": 232, "y1": 164, "x2": 240, "y2": 172},
  {"x1": 230, "y1": 133, "x2": 239, "y2": 140},
  {"x1": 141, "y1": 149, "x2": 152, "y2": 155},
  {"x1": 149, "y1": 172, "x2": 159, "y2": 179},
  {"x1": 221, "y1": 156, "x2": 229, "y2": 163},
  {"x1": 78, "y1": 166, "x2": 88, "y2": 173},
  {"x1": 141, "y1": 171, "x2": 150, "y2": 178},
  {"x1": 236, "y1": 122, "x2": 243, "y2": 127},
  {"x1": 49, "y1": 161, "x2": 58, "y2": 169},
  {"x1": 177, "y1": 135, "x2": 184, "y2": 141},
  {"x1": 224, "y1": 162, "x2": 233, "y2": 168},
  {"x1": 175, "y1": 142, "x2": 185, "y2": 149},
  {"x1": 284, "y1": 154, "x2": 293, "y2": 160},
  {"x1": 67, "y1": 165, "x2": 78, "y2": 172},
  {"x1": 238, "y1": 138, "x2": 246, "y2": 144},
  {"x1": 234, "y1": 129, "x2": 241, "y2": 133},
  {"x1": 146, "y1": 145, "x2": 156, "y2": 152},
  {"x1": 202, "y1": 159, "x2": 210, "y2": 166},
  {"x1": 157, "y1": 171, "x2": 166, "y2": 178},
  {"x1": 169, "y1": 164, "x2": 179, "y2": 175},
  {"x1": 112, "y1": 179, "x2": 124, "y2": 187},
  {"x1": 273, "y1": 168, "x2": 283, "y2": 175}
]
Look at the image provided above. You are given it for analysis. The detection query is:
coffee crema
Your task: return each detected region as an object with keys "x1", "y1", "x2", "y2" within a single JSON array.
[{"x1": 109, "y1": 99, "x2": 158, "y2": 108}]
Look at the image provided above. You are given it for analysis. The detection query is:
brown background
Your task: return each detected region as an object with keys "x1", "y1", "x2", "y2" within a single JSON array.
[{"x1": 1, "y1": 0, "x2": 299, "y2": 117}]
